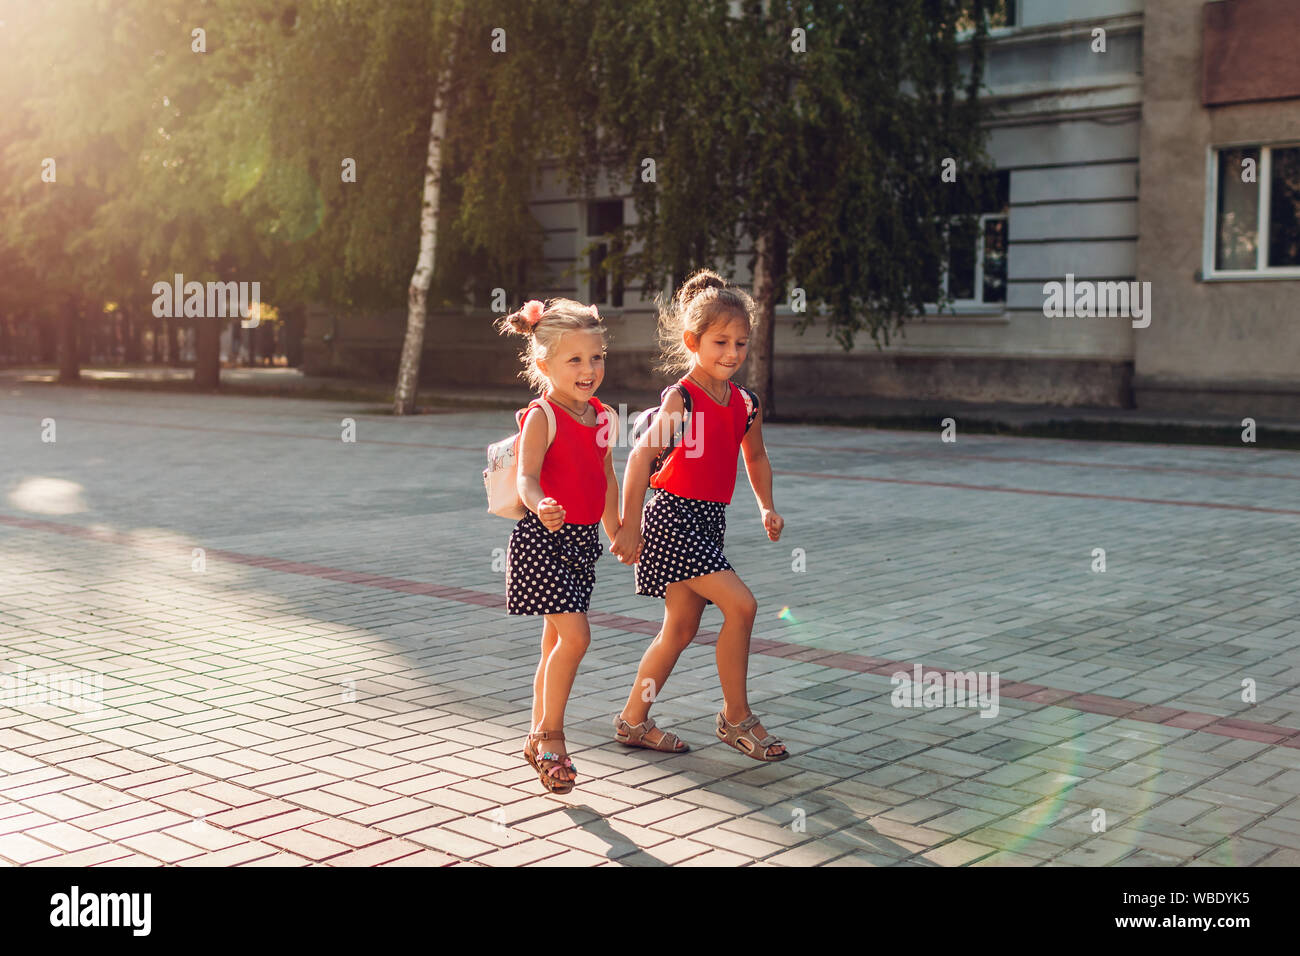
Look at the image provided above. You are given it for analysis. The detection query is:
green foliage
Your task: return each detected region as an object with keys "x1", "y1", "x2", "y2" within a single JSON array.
[
  {"x1": 566, "y1": 0, "x2": 996, "y2": 349},
  {"x1": 0, "y1": 0, "x2": 993, "y2": 353},
  {"x1": 0, "y1": 0, "x2": 540, "y2": 320}
]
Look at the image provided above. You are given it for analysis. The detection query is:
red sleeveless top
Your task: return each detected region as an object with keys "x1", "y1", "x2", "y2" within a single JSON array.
[
  {"x1": 521, "y1": 395, "x2": 608, "y2": 525},
  {"x1": 650, "y1": 379, "x2": 748, "y2": 504}
]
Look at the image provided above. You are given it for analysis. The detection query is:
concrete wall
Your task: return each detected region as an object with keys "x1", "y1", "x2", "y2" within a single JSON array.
[{"x1": 1133, "y1": 0, "x2": 1300, "y2": 415}]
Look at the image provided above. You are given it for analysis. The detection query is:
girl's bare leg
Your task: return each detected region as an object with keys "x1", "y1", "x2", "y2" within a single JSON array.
[
  {"x1": 681, "y1": 569, "x2": 785, "y2": 758},
  {"x1": 618, "y1": 582, "x2": 707, "y2": 746},
  {"x1": 530, "y1": 617, "x2": 559, "y2": 732},
  {"x1": 532, "y1": 612, "x2": 591, "y2": 783}
]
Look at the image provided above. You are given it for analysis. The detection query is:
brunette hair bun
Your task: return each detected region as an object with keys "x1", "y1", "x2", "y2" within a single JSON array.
[
  {"x1": 676, "y1": 269, "x2": 727, "y2": 307},
  {"x1": 654, "y1": 269, "x2": 756, "y2": 376}
]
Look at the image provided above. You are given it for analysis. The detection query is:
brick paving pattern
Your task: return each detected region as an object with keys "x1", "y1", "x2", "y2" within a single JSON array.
[{"x1": 1, "y1": 386, "x2": 1298, "y2": 866}]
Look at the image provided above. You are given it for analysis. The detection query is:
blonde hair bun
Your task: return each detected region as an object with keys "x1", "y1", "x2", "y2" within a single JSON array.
[{"x1": 494, "y1": 298, "x2": 607, "y2": 393}]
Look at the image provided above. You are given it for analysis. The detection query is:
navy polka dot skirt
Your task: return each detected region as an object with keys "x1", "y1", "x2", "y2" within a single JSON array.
[
  {"x1": 634, "y1": 489, "x2": 733, "y2": 600},
  {"x1": 506, "y1": 510, "x2": 603, "y2": 615}
]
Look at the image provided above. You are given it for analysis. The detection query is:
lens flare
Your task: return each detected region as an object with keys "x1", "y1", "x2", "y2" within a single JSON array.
[{"x1": 989, "y1": 716, "x2": 1161, "y2": 860}]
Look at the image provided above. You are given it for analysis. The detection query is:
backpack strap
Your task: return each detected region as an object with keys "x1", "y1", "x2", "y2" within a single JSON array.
[
  {"x1": 650, "y1": 383, "x2": 692, "y2": 474},
  {"x1": 735, "y1": 383, "x2": 760, "y2": 433},
  {"x1": 667, "y1": 382, "x2": 692, "y2": 413},
  {"x1": 596, "y1": 401, "x2": 616, "y2": 456},
  {"x1": 664, "y1": 382, "x2": 692, "y2": 445},
  {"x1": 515, "y1": 397, "x2": 557, "y2": 448}
]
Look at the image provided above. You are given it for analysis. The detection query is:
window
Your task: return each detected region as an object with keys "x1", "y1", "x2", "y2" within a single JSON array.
[
  {"x1": 1208, "y1": 144, "x2": 1300, "y2": 276},
  {"x1": 584, "y1": 200, "x2": 624, "y2": 308},
  {"x1": 926, "y1": 170, "x2": 1009, "y2": 308},
  {"x1": 959, "y1": 0, "x2": 1015, "y2": 32}
]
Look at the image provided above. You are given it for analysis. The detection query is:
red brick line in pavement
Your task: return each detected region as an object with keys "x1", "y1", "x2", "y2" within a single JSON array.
[
  {"x1": 765, "y1": 440, "x2": 1300, "y2": 483},
  {"x1": 3, "y1": 513, "x2": 1297, "y2": 750},
  {"x1": 775, "y1": 470, "x2": 1300, "y2": 517},
  {"x1": 796, "y1": 419, "x2": 1299, "y2": 457}
]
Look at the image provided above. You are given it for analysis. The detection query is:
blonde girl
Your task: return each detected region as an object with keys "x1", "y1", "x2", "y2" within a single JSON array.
[
  {"x1": 610, "y1": 270, "x2": 789, "y2": 761},
  {"x1": 497, "y1": 298, "x2": 620, "y2": 792}
]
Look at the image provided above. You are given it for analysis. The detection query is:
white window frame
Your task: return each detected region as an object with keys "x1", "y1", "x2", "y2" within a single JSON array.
[
  {"x1": 581, "y1": 198, "x2": 626, "y2": 308},
  {"x1": 924, "y1": 211, "x2": 1008, "y2": 314},
  {"x1": 1203, "y1": 142, "x2": 1300, "y2": 280}
]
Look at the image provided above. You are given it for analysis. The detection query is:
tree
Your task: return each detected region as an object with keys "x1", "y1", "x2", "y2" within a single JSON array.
[
  {"x1": 5, "y1": 0, "x2": 992, "y2": 414},
  {"x1": 178, "y1": 0, "x2": 557, "y2": 410},
  {"x1": 392, "y1": 1, "x2": 581, "y2": 413},
  {"x1": 566, "y1": 0, "x2": 995, "y2": 416},
  {"x1": 0, "y1": 0, "x2": 130, "y2": 382},
  {"x1": 1, "y1": 0, "x2": 603, "y2": 399},
  {"x1": 393, "y1": 8, "x2": 458, "y2": 416},
  {"x1": 0, "y1": 0, "x2": 282, "y2": 388}
]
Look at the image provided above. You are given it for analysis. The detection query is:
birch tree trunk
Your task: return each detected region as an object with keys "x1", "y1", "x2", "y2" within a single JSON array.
[
  {"x1": 393, "y1": 90, "x2": 448, "y2": 416},
  {"x1": 748, "y1": 227, "x2": 784, "y2": 419}
]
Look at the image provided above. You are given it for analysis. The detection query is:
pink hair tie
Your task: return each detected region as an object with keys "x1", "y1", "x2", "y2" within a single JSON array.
[
  {"x1": 588, "y1": 305, "x2": 600, "y2": 320},
  {"x1": 521, "y1": 300, "x2": 545, "y2": 328}
]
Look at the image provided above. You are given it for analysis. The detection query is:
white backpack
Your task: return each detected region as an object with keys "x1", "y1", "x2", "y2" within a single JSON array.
[{"x1": 483, "y1": 398, "x2": 557, "y2": 519}]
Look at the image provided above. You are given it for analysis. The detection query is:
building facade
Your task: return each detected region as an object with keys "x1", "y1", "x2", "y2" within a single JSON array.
[
  {"x1": 1135, "y1": 0, "x2": 1300, "y2": 416},
  {"x1": 303, "y1": 0, "x2": 1300, "y2": 416}
]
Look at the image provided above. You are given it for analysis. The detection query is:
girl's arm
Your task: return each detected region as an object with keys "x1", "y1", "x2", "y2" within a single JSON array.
[
  {"x1": 601, "y1": 437, "x2": 620, "y2": 543},
  {"x1": 611, "y1": 388, "x2": 686, "y2": 562},
  {"x1": 517, "y1": 406, "x2": 565, "y2": 530},
  {"x1": 740, "y1": 401, "x2": 783, "y2": 541}
]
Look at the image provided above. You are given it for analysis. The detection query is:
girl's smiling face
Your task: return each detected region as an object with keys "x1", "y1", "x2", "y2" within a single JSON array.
[
  {"x1": 539, "y1": 329, "x2": 606, "y2": 400},
  {"x1": 687, "y1": 311, "x2": 749, "y2": 381}
]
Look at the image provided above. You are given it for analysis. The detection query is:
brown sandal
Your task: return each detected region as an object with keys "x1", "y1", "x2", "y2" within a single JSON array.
[
  {"x1": 524, "y1": 730, "x2": 578, "y2": 794},
  {"x1": 613, "y1": 714, "x2": 689, "y2": 753},
  {"x1": 716, "y1": 711, "x2": 789, "y2": 762}
]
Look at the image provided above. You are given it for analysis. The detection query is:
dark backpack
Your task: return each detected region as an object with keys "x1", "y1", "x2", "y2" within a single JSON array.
[{"x1": 630, "y1": 381, "x2": 760, "y2": 477}]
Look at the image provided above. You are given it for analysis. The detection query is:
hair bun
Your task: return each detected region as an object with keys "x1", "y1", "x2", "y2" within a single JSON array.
[
  {"x1": 503, "y1": 308, "x2": 535, "y2": 336},
  {"x1": 677, "y1": 269, "x2": 726, "y2": 306}
]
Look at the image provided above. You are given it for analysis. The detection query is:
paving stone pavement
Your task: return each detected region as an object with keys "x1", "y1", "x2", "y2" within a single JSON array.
[{"x1": 1, "y1": 384, "x2": 1299, "y2": 867}]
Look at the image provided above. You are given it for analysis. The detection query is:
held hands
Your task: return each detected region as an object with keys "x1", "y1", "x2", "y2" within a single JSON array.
[
  {"x1": 610, "y1": 522, "x2": 644, "y2": 565},
  {"x1": 761, "y1": 508, "x2": 784, "y2": 542},
  {"x1": 537, "y1": 496, "x2": 566, "y2": 531}
]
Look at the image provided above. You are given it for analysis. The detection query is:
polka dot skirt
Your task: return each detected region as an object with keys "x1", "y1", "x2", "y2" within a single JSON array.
[
  {"x1": 506, "y1": 510, "x2": 602, "y2": 615},
  {"x1": 634, "y1": 489, "x2": 733, "y2": 600}
]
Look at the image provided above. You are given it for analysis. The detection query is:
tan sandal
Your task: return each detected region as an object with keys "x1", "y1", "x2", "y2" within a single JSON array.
[
  {"x1": 524, "y1": 730, "x2": 578, "y2": 794},
  {"x1": 716, "y1": 711, "x2": 789, "y2": 762},
  {"x1": 612, "y1": 714, "x2": 689, "y2": 753}
]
